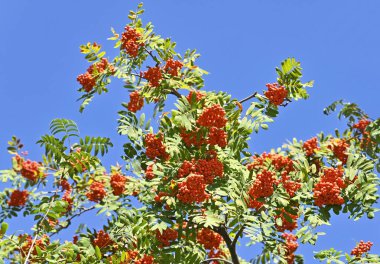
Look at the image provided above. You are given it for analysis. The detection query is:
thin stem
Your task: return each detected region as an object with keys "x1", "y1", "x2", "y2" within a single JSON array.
[
  {"x1": 232, "y1": 225, "x2": 245, "y2": 248},
  {"x1": 200, "y1": 258, "x2": 233, "y2": 264},
  {"x1": 239, "y1": 92, "x2": 257, "y2": 104}
]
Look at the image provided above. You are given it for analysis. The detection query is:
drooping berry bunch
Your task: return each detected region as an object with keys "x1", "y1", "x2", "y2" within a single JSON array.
[
  {"x1": 275, "y1": 209, "x2": 298, "y2": 232},
  {"x1": 127, "y1": 91, "x2": 144, "y2": 112},
  {"x1": 197, "y1": 104, "x2": 228, "y2": 128},
  {"x1": 86, "y1": 181, "x2": 107, "y2": 203},
  {"x1": 176, "y1": 174, "x2": 209, "y2": 204},
  {"x1": 247, "y1": 169, "x2": 277, "y2": 209},
  {"x1": 164, "y1": 58, "x2": 183, "y2": 77},
  {"x1": 353, "y1": 119, "x2": 373, "y2": 148},
  {"x1": 15, "y1": 155, "x2": 44, "y2": 182},
  {"x1": 180, "y1": 128, "x2": 207, "y2": 147},
  {"x1": 135, "y1": 255, "x2": 155, "y2": 264},
  {"x1": 19, "y1": 234, "x2": 50, "y2": 257},
  {"x1": 186, "y1": 90, "x2": 205, "y2": 103},
  {"x1": 353, "y1": 119, "x2": 371, "y2": 134},
  {"x1": 282, "y1": 233, "x2": 298, "y2": 264},
  {"x1": 328, "y1": 138, "x2": 349, "y2": 164},
  {"x1": 145, "y1": 164, "x2": 155, "y2": 180},
  {"x1": 303, "y1": 137, "x2": 319, "y2": 156},
  {"x1": 197, "y1": 228, "x2": 223, "y2": 250},
  {"x1": 155, "y1": 228, "x2": 178, "y2": 247},
  {"x1": 110, "y1": 173, "x2": 127, "y2": 196},
  {"x1": 77, "y1": 58, "x2": 114, "y2": 92},
  {"x1": 208, "y1": 127, "x2": 227, "y2": 148},
  {"x1": 313, "y1": 167, "x2": 345, "y2": 206},
  {"x1": 8, "y1": 190, "x2": 29, "y2": 207},
  {"x1": 93, "y1": 230, "x2": 113, "y2": 248},
  {"x1": 264, "y1": 83, "x2": 288, "y2": 106},
  {"x1": 350, "y1": 240, "x2": 373, "y2": 258},
  {"x1": 121, "y1": 26, "x2": 144, "y2": 57},
  {"x1": 145, "y1": 133, "x2": 169, "y2": 160},
  {"x1": 143, "y1": 67, "x2": 163, "y2": 88}
]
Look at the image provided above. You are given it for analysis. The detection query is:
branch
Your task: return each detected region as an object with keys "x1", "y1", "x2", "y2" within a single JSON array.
[
  {"x1": 24, "y1": 195, "x2": 56, "y2": 264},
  {"x1": 170, "y1": 88, "x2": 182, "y2": 98},
  {"x1": 51, "y1": 206, "x2": 96, "y2": 236},
  {"x1": 200, "y1": 258, "x2": 233, "y2": 264},
  {"x1": 239, "y1": 92, "x2": 257, "y2": 104},
  {"x1": 144, "y1": 47, "x2": 161, "y2": 65},
  {"x1": 214, "y1": 226, "x2": 240, "y2": 264},
  {"x1": 232, "y1": 225, "x2": 245, "y2": 248}
]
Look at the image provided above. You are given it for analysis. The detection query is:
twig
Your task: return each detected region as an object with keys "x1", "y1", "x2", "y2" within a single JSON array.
[
  {"x1": 232, "y1": 225, "x2": 245, "y2": 248},
  {"x1": 24, "y1": 195, "x2": 56, "y2": 264},
  {"x1": 144, "y1": 47, "x2": 161, "y2": 65},
  {"x1": 170, "y1": 88, "x2": 182, "y2": 98},
  {"x1": 239, "y1": 92, "x2": 257, "y2": 104},
  {"x1": 200, "y1": 258, "x2": 233, "y2": 264}
]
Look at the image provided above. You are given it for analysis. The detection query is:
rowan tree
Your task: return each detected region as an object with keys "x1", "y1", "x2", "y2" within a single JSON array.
[{"x1": 0, "y1": 3, "x2": 379, "y2": 264}]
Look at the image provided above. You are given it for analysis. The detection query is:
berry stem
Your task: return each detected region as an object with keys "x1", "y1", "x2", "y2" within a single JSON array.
[
  {"x1": 239, "y1": 92, "x2": 257, "y2": 104},
  {"x1": 200, "y1": 258, "x2": 233, "y2": 264}
]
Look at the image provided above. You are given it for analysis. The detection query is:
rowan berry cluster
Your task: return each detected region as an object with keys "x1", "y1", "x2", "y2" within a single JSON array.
[
  {"x1": 77, "y1": 58, "x2": 113, "y2": 92},
  {"x1": 127, "y1": 91, "x2": 144, "y2": 112},
  {"x1": 143, "y1": 67, "x2": 162, "y2": 87},
  {"x1": 19, "y1": 234, "x2": 50, "y2": 257},
  {"x1": 155, "y1": 228, "x2": 178, "y2": 247},
  {"x1": 208, "y1": 249, "x2": 225, "y2": 264},
  {"x1": 303, "y1": 137, "x2": 319, "y2": 156},
  {"x1": 62, "y1": 190, "x2": 73, "y2": 212},
  {"x1": 110, "y1": 173, "x2": 127, "y2": 196},
  {"x1": 282, "y1": 233, "x2": 298, "y2": 264},
  {"x1": 16, "y1": 155, "x2": 44, "y2": 182},
  {"x1": 264, "y1": 83, "x2": 288, "y2": 106},
  {"x1": 186, "y1": 90, "x2": 205, "y2": 103},
  {"x1": 177, "y1": 174, "x2": 209, "y2": 203},
  {"x1": 350, "y1": 240, "x2": 373, "y2": 258},
  {"x1": 154, "y1": 191, "x2": 170, "y2": 203},
  {"x1": 313, "y1": 167, "x2": 345, "y2": 206},
  {"x1": 247, "y1": 169, "x2": 276, "y2": 209},
  {"x1": 59, "y1": 179, "x2": 72, "y2": 192},
  {"x1": 328, "y1": 139, "x2": 349, "y2": 164},
  {"x1": 164, "y1": 58, "x2": 183, "y2": 77},
  {"x1": 247, "y1": 153, "x2": 293, "y2": 173},
  {"x1": 8, "y1": 190, "x2": 29, "y2": 207},
  {"x1": 180, "y1": 128, "x2": 206, "y2": 147},
  {"x1": 280, "y1": 172, "x2": 301, "y2": 198},
  {"x1": 196, "y1": 228, "x2": 223, "y2": 250},
  {"x1": 86, "y1": 181, "x2": 107, "y2": 202},
  {"x1": 195, "y1": 158, "x2": 224, "y2": 184},
  {"x1": 208, "y1": 127, "x2": 227, "y2": 148},
  {"x1": 275, "y1": 209, "x2": 298, "y2": 232},
  {"x1": 353, "y1": 119, "x2": 371, "y2": 134},
  {"x1": 145, "y1": 133, "x2": 169, "y2": 160},
  {"x1": 121, "y1": 26, "x2": 143, "y2": 57},
  {"x1": 93, "y1": 230, "x2": 113, "y2": 248},
  {"x1": 145, "y1": 164, "x2": 155, "y2": 180},
  {"x1": 197, "y1": 104, "x2": 227, "y2": 128}
]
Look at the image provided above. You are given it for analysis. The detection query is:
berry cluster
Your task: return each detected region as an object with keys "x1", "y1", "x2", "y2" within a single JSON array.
[
  {"x1": 135, "y1": 255, "x2": 155, "y2": 264},
  {"x1": 164, "y1": 58, "x2": 183, "y2": 77},
  {"x1": 93, "y1": 230, "x2": 113, "y2": 248},
  {"x1": 19, "y1": 234, "x2": 50, "y2": 257},
  {"x1": 155, "y1": 228, "x2": 178, "y2": 247},
  {"x1": 328, "y1": 139, "x2": 349, "y2": 164},
  {"x1": 110, "y1": 173, "x2": 127, "y2": 196},
  {"x1": 195, "y1": 158, "x2": 224, "y2": 184},
  {"x1": 264, "y1": 83, "x2": 288, "y2": 106},
  {"x1": 282, "y1": 233, "x2": 298, "y2": 264},
  {"x1": 180, "y1": 128, "x2": 206, "y2": 147},
  {"x1": 275, "y1": 209, "x2": 298, "y2": 232},
  {"x1": 186, "y1": 90, "x2": 205, "y2": 103},
  {"x1": 16, "y1": 155, "x2": 44, "y2": 182},
  {"x1": 247, "y1": 169, "x2": 276, "y2": 209},
  {"x1": 154, "y1": 191, "x2": 170, "y2": 203},
  {"x1": 77, "y1": 58, "x2": 113, "y2": 92},
  {"x1": 303, "y1": 137, "x2": 319, "y2": 156},
  {"x1": 121, "y1": 26, "x2": 143, "y2": 57},
  {"x1": 280, "y1": 172, "x2": 301, "y2": 198},
  {"x1": 86, "y1": 181, "x2": 107, "y2": 203},
  {"x1": 247, "y1": 153, "x2": 293, "y2": 173},
  {"x1": 177, "y1": 174, "x2": 209, "y2": 204},
  {"x1": 62, "y1": 190, "x2": 73, "y2": 212},
  {"x1": 8, "y1": 190, "x2": 29, "y2": 207},
  {"x1": 145, "y1": 133, "x2": 169, "y2": 160},
  {"x1": 197, "y1": 104, "x2": 227, "y2": 128},
  {"x1": 351, "y1": 240, "x2": 373, "y2": 258},
  {"x1": 208, "y1": 249, "x2": 225, "y2": 264},
  {"x1": 143, "y1": 66, "x2": 162, "y2": 87},
  {"x1": 353, "y1": 119, "x2": 371, "y2": 134},
  {"x1": 313, "y1": 167, "x2": 345, "y2": 206},
  {"x1": 208, "y1": 127, "x2": 227, "y2": 148},
  {"x1": 197, "y1": 228, "x2": 223, "y2": 250},
  {"x1": 59, "y1": 179, "x2": 72, "y2": 192},
  {"x1": 127, "y1": 91, "x2": 144, "y2": 112},
  {"x1": 145, "y1": 164, "x2": 155, "y2": 180}
]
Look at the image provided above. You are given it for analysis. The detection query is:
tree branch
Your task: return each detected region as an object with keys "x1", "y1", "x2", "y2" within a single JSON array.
[
  {"x1": 232, "y1": 225, "x2": 245, "y2": 248},
  {"x1": 239, "y1": 92, "x2": 257, "y2": 104},
  {"x1": 214, "y1": 226, "x2": 240, "y2": 264},
  {"x1": 200, "y1": 258, "x2": 233, "y2": 264}
]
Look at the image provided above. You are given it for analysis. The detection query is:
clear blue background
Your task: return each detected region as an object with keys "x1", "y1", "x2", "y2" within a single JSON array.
[{"x1": 0, "y1": 0, "x2": 379, "y2": 262}]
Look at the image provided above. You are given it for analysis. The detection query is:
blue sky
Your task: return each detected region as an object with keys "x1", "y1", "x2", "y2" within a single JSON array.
[{"x1": 0, "y1": 0, "x2": 379, "y2": 262}]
